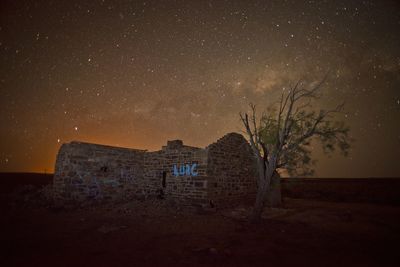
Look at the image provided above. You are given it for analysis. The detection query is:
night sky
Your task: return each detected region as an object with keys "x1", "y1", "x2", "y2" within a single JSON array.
[{"x1": 1, "y1": 0, "x2": 399, "y2": 177}]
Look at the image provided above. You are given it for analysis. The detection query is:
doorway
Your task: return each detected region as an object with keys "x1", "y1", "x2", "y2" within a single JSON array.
[{"x1": 162, "y1": 171, "x2": 166, "y2": 188}]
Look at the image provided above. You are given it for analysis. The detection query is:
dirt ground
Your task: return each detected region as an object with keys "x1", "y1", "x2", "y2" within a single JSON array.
[{"x1": 1, "y1": 173, "x2": 399, "y2": 267}]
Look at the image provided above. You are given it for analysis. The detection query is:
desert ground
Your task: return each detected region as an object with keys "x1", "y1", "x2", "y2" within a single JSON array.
[{"x1": 1, "y1": 173, "x2": 399, "y2": 267}]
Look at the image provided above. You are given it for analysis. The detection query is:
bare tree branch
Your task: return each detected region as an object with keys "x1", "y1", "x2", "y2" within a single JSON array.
[
  {"x1": 239, "y1": 112, "x2": 261, "y2": 159},
  {"x1": 239, "y1": 71, "x2": 351, "y2": 222},
  {"x1": 283, "y1": 101, "x2": 346, "y2": 153}
]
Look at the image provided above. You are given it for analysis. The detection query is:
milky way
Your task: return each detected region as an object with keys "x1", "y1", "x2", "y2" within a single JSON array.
[{"x1": 1, "y1": 0, "x2": 399, "y2": 177}]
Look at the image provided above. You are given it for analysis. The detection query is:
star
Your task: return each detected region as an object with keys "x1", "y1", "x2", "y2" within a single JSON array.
[{"x1": 0, "y1": 0, "x2": 398, "y2": 178}]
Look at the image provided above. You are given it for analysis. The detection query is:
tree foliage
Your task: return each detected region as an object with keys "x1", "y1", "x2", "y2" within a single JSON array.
[
  {"x1": 242, "y1": 76, "x2": 352, "y2": 177},
  {"x1": 240, "y1": 74, "x2": 353, "y2": 221}
]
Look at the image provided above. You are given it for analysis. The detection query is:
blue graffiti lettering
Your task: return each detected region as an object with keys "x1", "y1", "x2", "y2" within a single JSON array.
[
  {"x1": 172, "y1": 163, "x2": 198, "y2": 177},
  {"x1": 173, "y1": 165, "x2": 179, "y2": 176},
  {"x1": 179, "y1": 165, "x2": 186, "y2": 176},
  {"x1": 185, "y1": 164, "x2": 191, "y2": 175},
  {"x1": 191, "y1": 163, "x2": 198, "y2": 176}
]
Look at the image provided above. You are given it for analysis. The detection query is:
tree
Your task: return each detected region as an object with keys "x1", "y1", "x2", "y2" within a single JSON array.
[{"x1": 240, "y1": 75, "x2": 352, "y2": 222}]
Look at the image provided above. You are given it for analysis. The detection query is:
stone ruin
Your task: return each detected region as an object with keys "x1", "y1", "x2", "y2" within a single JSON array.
[{"x1": 53, "y1": 132, "x2": 258, "y2": 209}]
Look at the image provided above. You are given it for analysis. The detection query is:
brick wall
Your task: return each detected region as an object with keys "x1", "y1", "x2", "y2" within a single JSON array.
[
  {"x1": 206, "y1": 133, "x2": 257, "y2": 207},
  {"x1": 143, "y1": 141, "x2": 209, "y2": 207},
  {"x1": 53, "y1": 142, "x2": 146, "y2": 202},
  {"x1": 53, "y1": 133, "x2": 258, "y2": 208}
]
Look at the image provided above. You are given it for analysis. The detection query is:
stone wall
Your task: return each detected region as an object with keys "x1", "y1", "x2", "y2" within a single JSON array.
[
  {"x1": 206, "y1": 133, "x2": 257, "y2": 207},
  {"x1": 53, "y1": 133, "x2": 258, "y2": 208},
  {"x1": 53, "y1": 142, "x2": 146, "y2": 202},
  {"x1": 143, "y1": 141, "x2": 209, "y2": 208}
]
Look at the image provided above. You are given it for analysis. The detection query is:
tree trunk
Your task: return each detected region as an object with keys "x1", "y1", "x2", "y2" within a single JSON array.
[
  {"x1": 250, "y1": 179, "x2": 268, "y2": 223},
  {"x1": 250, "y1": 170, "x2": 282, "y2": 223},
  {"x1": 265, "y1": 171, "x2": 282, "y2": 207}
]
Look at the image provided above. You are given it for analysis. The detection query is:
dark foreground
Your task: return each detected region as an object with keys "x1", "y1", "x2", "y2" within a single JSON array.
[{"x1": 1, "y1": 173, "x2": 399, "y2": 267}]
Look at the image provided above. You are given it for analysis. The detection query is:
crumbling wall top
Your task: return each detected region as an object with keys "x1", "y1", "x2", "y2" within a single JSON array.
[{"x1": 166, "y1": 140, "x2": 183, "y2": 149}]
